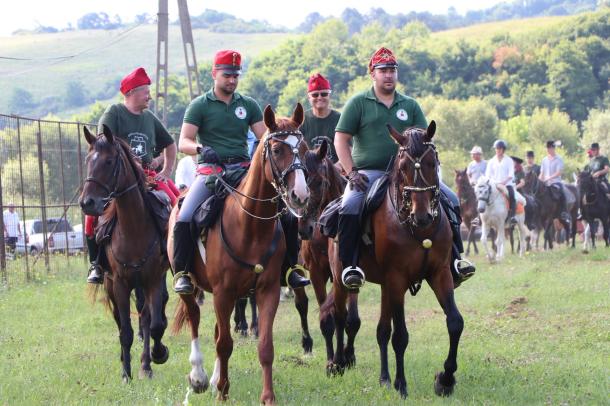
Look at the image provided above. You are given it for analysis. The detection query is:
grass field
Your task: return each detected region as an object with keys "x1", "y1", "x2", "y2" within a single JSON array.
[{"x1": 0, "y1": 245, "x2": 608, "y2": 405}]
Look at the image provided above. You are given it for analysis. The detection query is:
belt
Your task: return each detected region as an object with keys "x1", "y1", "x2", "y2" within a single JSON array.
[{"x1": 222, "y1": 157, "x2": 248, "y2": 164}]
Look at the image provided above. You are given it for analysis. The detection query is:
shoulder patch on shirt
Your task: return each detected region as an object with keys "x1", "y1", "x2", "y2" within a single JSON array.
[
  {"x1": 235, "y1": 106, "x2": 247, "y2": 120},
  {"x1": 396, "y1": 109, "x2": 408, "y2": 121}
]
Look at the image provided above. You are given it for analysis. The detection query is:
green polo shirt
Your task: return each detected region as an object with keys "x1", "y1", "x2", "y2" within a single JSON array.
[
  {"x1": 335, "y1": 87, "x2": 427, "y2": 170},
  {"x1": 301, "y1": 109, "x2": 341, "y2": 163},
  {"x1": 183, "y1": 89, "x2": 263, "y2": 163},
  {"x1": 585, "y1": 155, "x2": 610, "y2": 179},
  {"x1": 98, "y1": 104, "x2": 174, "y2": 164}
]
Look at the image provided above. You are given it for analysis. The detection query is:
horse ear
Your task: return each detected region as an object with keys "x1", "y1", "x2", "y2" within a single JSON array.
[
  {"x1": 83, "y1": 126, "x2": 96, "y2": 146},
  {"x1": 454, "y1": 169, "x2": 460, "y2": 175},
  {"x1": 427, "y1": 120, "x2": 436, "y2": 139},
  {"x1": 263, "y1": 105, "x2": 277, "y2": 132},
  {"x1": 292, "y1": 103, "x2": 304, "y2": 127},
  {"x1": 102, "y1": 124, "x2": 114, "y2": 144},
  {"x1": 317, "y1": 140, "x2": 328, "y2": 161},
  {"x1": 386, "y1": 124, "x2": 404, "y2": 145}
]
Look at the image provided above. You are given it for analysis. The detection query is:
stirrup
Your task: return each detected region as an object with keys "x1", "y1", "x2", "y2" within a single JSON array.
[
  {"x1": 454, "y1": 258, "x2": 475, "y2": 278},
  {"x1": 173, "y1": 271, "x2": 194, "y2": 294},
  {"x1": 341, "y1": 266, "x2": 365, "y2": 289},
  {"x1": 284, "y1": 264, "x2": 310, "y2": 286},
  {"x1": 87, "y1": 263, "x2": 104, "y2": 284}
]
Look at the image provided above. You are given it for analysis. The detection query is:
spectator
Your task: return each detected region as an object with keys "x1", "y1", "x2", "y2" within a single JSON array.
[{"x1": 3, "y1": 202, "x2": 22, "y2": 254}]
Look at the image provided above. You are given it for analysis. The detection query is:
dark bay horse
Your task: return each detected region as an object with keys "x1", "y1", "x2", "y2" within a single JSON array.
[
  {"x1": 322, "y1": 122, "x2": 464, "y2": 398},
  {"x1": 577, "y1": 170, "x2": 609, "y2": 251},
  {"x1": 170, "y1": 104, "x2": 310, "y2": 404},
  {"x1": 454, "y1": 169, "x2": 479, "y2": 255},
  {"x1": 522, "y1": 171, "x2": 579, "y2": 249},
  {"x1": 79, "y1": 125, "x2": 170, "y2": 382},
  {"x1": 292, "y1": 141, "x2": 354, "y2": 362}
]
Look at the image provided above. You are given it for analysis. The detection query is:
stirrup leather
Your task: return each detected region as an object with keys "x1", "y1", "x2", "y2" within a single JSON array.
[
  {"x1": 341, "y1": 265, "x2": 365, "y2": 289},
  {"x1": 285, "y1": 264, "x2": 310, "y2": 286}
]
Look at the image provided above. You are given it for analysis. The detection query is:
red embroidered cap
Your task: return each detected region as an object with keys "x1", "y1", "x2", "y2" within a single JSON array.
[
  {"x1": 308, "y1": 73, "x2": 331, "y2": 92},
  {"x1": 120, "y1": 67, "x2": 151, "y2": 95},
  {"x1": 213, "y1": 49, "x2": 242, "y2": 74},
  {"x1": 368, "y1": 47, "x2": 398, "y2": 72}
]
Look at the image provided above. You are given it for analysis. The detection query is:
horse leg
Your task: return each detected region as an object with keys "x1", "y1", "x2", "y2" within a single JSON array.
[
  {"x1": 255, "y1": 283, "x2": 280, "y2": 405},
  {"x1": 518, "y1": 219, "x2": 527, "y2": 257},
  {"x1": 138, "y1": 303, "x2": 153, "y2": 379},
  {"x1": 182, "y1": 293, "x2": 208, "y2": 393},
  {"x1": 344, "y1": 292, "x2": 360, "y2": 369},
  {"x1": 480, "y1": 221, "x2": 492, "y2": 262},
  {"x1": 496, "y1": 223, "x2": 505, "y2": 261},
  {"x1": 377, "y1": 284, "x2": 392, "y2": 389},
  {"x1": 293, "y1": 287, "x2": 313, "y2": 354},
  {"x1": 249, "y1": 293, "x2": 259, "y2": 338},
  {"x1": 430, "y1": 270, "x2": 463, "y2": 397},
  {"x1": 311, "y1": 268, "x2": 334, "y2": 365},
  {"x1": 212, "y1": 293, "x2": 235, "y2": 401},
  {"x1": 390, "y1": 286, "x2": 408, "y2": 399},
  {"x1": 234, "y1": 297, "x2": 247, "y2": 337},
  {"x1": 150, "y1": 278, "x2": 170, "y2": 366},
  {"x1": 113, "y1": 279, "x2": 134, "y2": 383},
  {"x1": 509, "y1": 225, "x2": 515, "y2": 254},
  {"x1": 582, "y1": 221, "x2": 590, "y2": 253},
  {"x1": 135, "y1": 286, "x2": 145, "y2": 342},
  {"x1": 329, "y1": 285, "x2": 349, "y2": 376}
]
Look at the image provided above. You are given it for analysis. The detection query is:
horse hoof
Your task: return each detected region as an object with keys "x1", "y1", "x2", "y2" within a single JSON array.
[
  {"x1": 582, "y1": 249, "x2": 589, "y2": 254},
  {"x1": 379, "y1": 378, "x2": 391, "y2": 389},
  {"x1": 394, "y1": 379, "x2": 408, "y2": 399},
  {"x1": 250, "y1": 327, "x2": 259, "y2": 338},
  {"x1": 434, "y1": 372, "x2": 455, "y2": 397},
  {"x1": 187, "y1": 373, "x2": 209, "y2": 394},
  {"x1": 302, "y1": 336, "x2": 313, "y2": 354},
  {"x1": 139, "y1": 368, "x2": 153, "y2": 379},
  {"x1": 152, "y1": 344, "x2": 169, "y2": 364},
  {"x1": 326, "y1": 362, "x2": 344, "y2": 377},
  {"x1": 122, "y1": 373, "x2": 132, "y2": 384}
]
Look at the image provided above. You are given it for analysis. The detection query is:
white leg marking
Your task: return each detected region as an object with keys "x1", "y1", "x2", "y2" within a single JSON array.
[
  {"x1": 210, "y1": 357, "x2": 220, "y2": 392},
  {"x1": 189, "y1": 338, "x2": 208, "y2": 389}
]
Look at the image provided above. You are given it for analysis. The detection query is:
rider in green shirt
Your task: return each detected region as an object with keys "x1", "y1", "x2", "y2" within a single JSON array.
[
  {"x1": 584, "y1": 142, "x2": 610, "y2": 193},
  {"x1": 334, "y1": 47, "x2": 475, "y2": 290}
]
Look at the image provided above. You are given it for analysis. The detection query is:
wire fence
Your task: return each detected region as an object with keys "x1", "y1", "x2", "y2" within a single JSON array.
[{"x1": 0, "y1": 114, "x2": 97, "y2": 287}]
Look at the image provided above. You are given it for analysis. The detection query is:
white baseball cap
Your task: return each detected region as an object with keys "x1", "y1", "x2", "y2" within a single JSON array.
[{"x1": 470, "y1": 146, "x2": 483, "y2": 154}]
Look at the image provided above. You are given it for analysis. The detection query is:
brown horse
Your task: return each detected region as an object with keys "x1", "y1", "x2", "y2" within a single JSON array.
[
  {"x1": 292, "y1": 141, "x2": 357, "y2": 363},
  {"x1": 80, "y1": 125, "x2": 170, "y2": 382},
  {"x1": 454, "y1": 169, "x2": 480, "y2": 255},
  {"x1": 170, "y1": 104, "x2": 310, "y2": 404},
  {"x1": 322, "y1": 122, "x2": 464, "y2": 398}
]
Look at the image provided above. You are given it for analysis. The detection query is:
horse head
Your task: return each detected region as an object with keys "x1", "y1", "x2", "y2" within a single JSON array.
[
  {"x1": 262, "y1": 103, "x2": 310, "y2": 216},
  {"x1": 576, "y1": 169, "x2": 598, "y2": 203},
  {"x1": 298, "y1": 140, "x2": 330, "y2": 239},
  {"x1": 475, "y1": 176, "x2": 492, "y2": 213},
  {"x1": 522, "y1": 169, "x2": 539, "y2": 196},
  {"x1": 388, "y1": 121, "x2": 439, "y2": 228},
  {"x1": 79, "y1": 124, "x2": 144, "y2": 216}
]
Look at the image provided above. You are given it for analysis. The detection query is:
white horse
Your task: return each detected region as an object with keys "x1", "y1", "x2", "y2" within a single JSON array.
[{"x1": 475, "y1": 176, "x2": 529, "y2": 262}]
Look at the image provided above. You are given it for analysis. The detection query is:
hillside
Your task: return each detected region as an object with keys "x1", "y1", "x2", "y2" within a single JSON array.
[{"x1": 0, "y1": 25, "x2": 292, "y2": 115}]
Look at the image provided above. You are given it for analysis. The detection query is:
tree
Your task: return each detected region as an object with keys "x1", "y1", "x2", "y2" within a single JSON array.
[
  {"x1": 528, "y1": 108, "x2": 580, "y2": 155},
  {"x1": 64, "y1": 81, "x2": 88, "y2": 108},
  {"x1": 297, "y1": 12, "x2": 326, "y2": 33},
  {"x1": 341, "y1": 8, "x2": 365, "y2": 35},
  {"x1": 77, "y1": 12, "x2": 122, "y2": 30},
  {"x1": 582, "y1": 109, "x2": 610, "y2": 153},
  {"x1": 9, "y1": 88, "x2": 36, "y2": 114}
]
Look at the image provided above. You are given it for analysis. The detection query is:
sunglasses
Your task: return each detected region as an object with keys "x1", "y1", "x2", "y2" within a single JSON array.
[{"x1": 310, "y1": 92, "x2": 330, "y2": 98}]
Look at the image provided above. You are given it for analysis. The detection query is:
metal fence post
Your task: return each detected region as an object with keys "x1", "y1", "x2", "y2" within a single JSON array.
[
  {"x1": 0, "y1": 169, "x2": 6, "y2": 283},
  {"x1": 36, "y1": 123, "x2": 50, "y2": 273},
  {"x1": 16, "y1": 118, "x2": 30, "y2": 280}
]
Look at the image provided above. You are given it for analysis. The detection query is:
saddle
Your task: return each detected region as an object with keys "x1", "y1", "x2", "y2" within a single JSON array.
[
  {"x1": 494, "y1": 184, "x2": 526, "y2": 214},
  {"x1": 549, "y1": 183, "x2": 576, "y2": 206}
]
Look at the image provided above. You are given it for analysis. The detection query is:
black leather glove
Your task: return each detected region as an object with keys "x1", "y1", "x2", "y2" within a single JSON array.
[
  {"x1": 197, "y1": 146, "x2": 220, "y2": 165},
  {"x1": 348, "y1": 169, "x2": 369, "y2": 192}
]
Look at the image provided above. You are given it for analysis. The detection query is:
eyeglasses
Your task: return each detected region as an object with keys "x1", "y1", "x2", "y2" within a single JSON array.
[{"x1": 310, "y1": 92, "x2": 330, "y2": 98}]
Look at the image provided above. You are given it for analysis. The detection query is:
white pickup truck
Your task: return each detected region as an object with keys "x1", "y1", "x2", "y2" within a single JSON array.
[{"x1": 15, "y1": 217, "x2": 84, "y2": 256}]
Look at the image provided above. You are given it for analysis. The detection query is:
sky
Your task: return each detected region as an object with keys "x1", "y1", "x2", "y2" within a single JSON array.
[{"x1": 0, "y1": 0, "x2": 505, "y2": 36}]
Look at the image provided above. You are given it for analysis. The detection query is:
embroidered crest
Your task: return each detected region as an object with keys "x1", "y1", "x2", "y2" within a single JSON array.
[
  {"x1": 396, "y1": 109, "x2": 408, "y2": 121},
  {"x1": 235, "y1": 106, "x2": 247, "y2": 119},
  {"x1": 128, "y1": 133, "x2": 148, "y2": 158}
]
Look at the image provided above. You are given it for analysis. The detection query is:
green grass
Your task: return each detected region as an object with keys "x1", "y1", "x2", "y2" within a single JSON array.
[
  {"x1": 0, "y1": 246, "x2": 608, "y2": 405},
  {"x1": 0, "y1": 25, "x2": 293, "y2": 114}
]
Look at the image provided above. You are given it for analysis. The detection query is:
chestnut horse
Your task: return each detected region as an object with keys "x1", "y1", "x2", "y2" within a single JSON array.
[
  {"x1": 322, "y1": 122, "x2": 464, "y2": 398},
  {"x1": 170, "y1": 104, "x2": 310, "y2": 404},
  {"x1": 79, "y1": 125, "x2": 170, "y2": 382},
  {"x1": 454, "y1": 169, "x2": 480, "y2": 255}
]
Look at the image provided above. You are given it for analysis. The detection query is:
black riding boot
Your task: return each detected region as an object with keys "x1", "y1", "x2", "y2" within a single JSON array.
[
  {"x1": 86, "y1": 236, "x2": 103, "y2": 284},
  {"x1": 558, "y1": 185, "x2": 571, "y2": 225},
  {"x1": 280, "y1": 213, "x2": 310, "y2": 288},
  {"x1": 338, "y1": 214, "x2": 365, "y2": 289},
  {"x1": 441, "y1": 195, "x2": 475, "y2": 288},
  {"x1": 172, "y1": 221, "x2": 195, "y2": 295},
  {"x1": 507, "y1": 185, "x2": 517, "y2": 225}
]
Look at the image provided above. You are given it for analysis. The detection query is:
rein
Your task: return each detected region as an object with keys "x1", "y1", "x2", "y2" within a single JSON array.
[{"x1": 84, "y1": 145, "x2": 139, "y2": 204}]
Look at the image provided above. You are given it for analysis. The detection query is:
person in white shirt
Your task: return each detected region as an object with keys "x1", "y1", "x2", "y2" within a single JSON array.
[
  {"x1": 174, "y1": 155, "x2": 197, "y2": 192},
  {"x1": 3, "y1": 202, "x2": 22, "y2": 253},
  {"x1": 467, "y1": 145, "x2": 487, "y2": 185},
  {"x1": 485, "y1": 140, "x2": 517, "y2": 224},
  {"x1": 540, "y1": 140, "x2": 570, "y2": 222}
]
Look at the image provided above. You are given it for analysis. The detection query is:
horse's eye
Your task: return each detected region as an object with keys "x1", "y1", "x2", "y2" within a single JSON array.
[
  {"x1": 105, "y1": 158, "x2": 113, "y2": 165},
  {"x1": 272, "y1": 148, "x2": 281, "y2": 156}
]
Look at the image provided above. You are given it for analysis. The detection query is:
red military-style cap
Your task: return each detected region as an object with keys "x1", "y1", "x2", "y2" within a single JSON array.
[
  {"x1": 213, "y1": 49, "x2": 242, "y2": 74},
  {"x1": 120, "y1": 67, "x2": 151, "y2": 95},
  {"x1": 308, "y1": 73, "x2": 331, "y2": 92},
  {"x1": 368, "y1": 47, "x2": 398, "y2": 72}
]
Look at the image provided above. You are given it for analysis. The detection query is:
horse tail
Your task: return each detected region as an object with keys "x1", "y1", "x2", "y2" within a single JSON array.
[
  {"x1": 319, "y1": 286, "x2": 335, "y2": 320},
  {"x1": 171, "y1": 287, "x2": 199, "y2": 335},
  {"x1": 87, "y1": 283, "x2": 113, "y2": 313}
]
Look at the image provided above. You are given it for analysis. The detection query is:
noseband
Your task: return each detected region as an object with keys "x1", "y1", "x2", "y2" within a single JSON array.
[
  {"x1": 395, "y1": 138, "x2": 440, "y2": 226},
  {"x1": 84, "y1": 142, "x2": 138, "y2": 203},
  {"x1": 477, "y1": 183, "x2": 492, "y2": 205}
]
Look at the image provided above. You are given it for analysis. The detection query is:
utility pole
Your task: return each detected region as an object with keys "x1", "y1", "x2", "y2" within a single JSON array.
[{"x1": 155, "y1": 0, "x2": 202, "y2": 126}]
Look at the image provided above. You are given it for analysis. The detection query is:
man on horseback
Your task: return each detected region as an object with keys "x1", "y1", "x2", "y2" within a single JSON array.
[
  {"x1": 584, "y1": 142, "x2": 610, "y2": 196},
  {"x1": 525, "y1": 150, "x2": 540, "y2": 177},
  {"x1": 301, "y1": 73, "x2": 341, "y2": 164},
  {"x1": 87, "y1": 67, "x2": 178, "y2": 284},
  {"x1": 467, "y1": 146, "x2": 486, "y2": 185},
  {"x1": 172, "y1": 49, "x2": 310, "y2": 294},
  {"x1": 334, "y1": 46, "x2": 475, "y2": 290},
  {"x1": 540, "y1": 140, "x2": 571, "y2": 223},
  {"x1": 485, "y1": 140, "x2": 517, "y2": 225}
]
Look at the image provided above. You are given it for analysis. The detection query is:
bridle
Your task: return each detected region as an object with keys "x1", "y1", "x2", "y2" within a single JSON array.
[
  {"x1": 84, "y1": 140, "x2": 139, "y2": 204},
  {"x1": 476, "y1": 181, "x2": 492, "y2": 206},
  {"x1": 302, "y1": 156, "x2": 331, "y2": 225},
  {"x1": 394, "y1": 133, "x2": 440, "y2": 226}
]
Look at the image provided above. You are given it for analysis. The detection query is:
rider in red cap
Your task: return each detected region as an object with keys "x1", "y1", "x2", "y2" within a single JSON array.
[
  {"x1": 85, "y1": 67, "x2": 179, "y2": 284},
  {"x1": 334, "y1": 46, "x2": 475, "y2": 290},
  {"x1": 300, "y1": 73, "x2": 341, "y2": 164}
]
